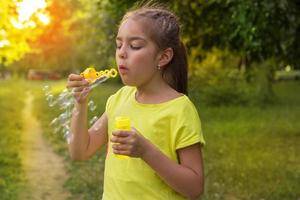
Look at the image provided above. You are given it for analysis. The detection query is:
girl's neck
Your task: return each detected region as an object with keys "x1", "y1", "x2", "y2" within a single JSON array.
[{"x1": 135, "y1": 78, "x2": 182, "y2": 104}]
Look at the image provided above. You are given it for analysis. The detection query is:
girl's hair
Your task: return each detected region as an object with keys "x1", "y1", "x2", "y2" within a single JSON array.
[{"x1": 120, "y1": 2, "x2": 188, "y2": 95}]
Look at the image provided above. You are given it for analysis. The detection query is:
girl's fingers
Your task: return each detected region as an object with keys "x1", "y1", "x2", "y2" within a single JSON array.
[
  {"x1": 73, "y1": 91, "x2": 81, "y2": 98},
  {"x1": 73, "y1": 87, "x2": 91, "y2": 100},
  {"x1": 111, "y1": 136, "x2": 129, "y2": 144},
  {"x1": 79, "y1": 88, "x2": 91, "y2": 98},
  {"x1": 113, "y1": 149, "x2": 130, "y2": 156},
  {"x1": 67, "y1": 80, "x2": 89, "y2": 88},
  {"x1": 112, "y1": 130, "x2": 130, "y2": 137},
  {"x1": 68, "y1": 73, "x2": 84, "y2": 81},
  {"x1": 112, "y1": 144, "x2": 131, "y2": 151},
  {"x1": 73, "y1": 86, "x2": 88, "y2": 92}
]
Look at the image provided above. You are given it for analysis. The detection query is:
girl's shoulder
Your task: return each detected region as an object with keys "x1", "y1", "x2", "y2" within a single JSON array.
[{"x1": 172, "y1": 95, "x2": 199, "y2": 114}]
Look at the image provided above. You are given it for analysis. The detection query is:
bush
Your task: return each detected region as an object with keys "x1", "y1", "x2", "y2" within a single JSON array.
[{"x1": 188, "y1": 48, "x2": 254, "y2": 106}]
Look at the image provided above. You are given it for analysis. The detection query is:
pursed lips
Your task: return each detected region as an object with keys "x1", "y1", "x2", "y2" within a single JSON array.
[{"x1": 118, "y1": 65, "x2": 129, "y2": 73}]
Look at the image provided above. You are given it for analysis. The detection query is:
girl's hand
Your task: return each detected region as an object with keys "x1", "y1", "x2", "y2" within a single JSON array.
[
  {"x1": 111, "y1": 128, "x2": 149, "y2": 158},
  {"x1": 66, "y1": 74, "x2": 91, "y2": 104}
]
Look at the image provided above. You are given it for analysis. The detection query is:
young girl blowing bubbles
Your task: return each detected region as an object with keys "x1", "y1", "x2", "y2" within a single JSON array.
[{"x1": 67, "y1": 3, "x2": 205, "y2": 200}]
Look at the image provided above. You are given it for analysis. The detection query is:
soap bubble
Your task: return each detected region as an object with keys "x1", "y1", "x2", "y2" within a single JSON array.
[
  {"x1": 46, "y1": 94, "x2": 54, "y2": 104},
  {"x1": 43, "y1": 85, "x2": 50, "y2": 91},
  {"x1": 89, "y1": 116, "x2": 98, "y2": 126},
  {"x1": 50, "y1": 117, "x2": 59, "y2": 127},
  {"x1": 60, "y1": 101, "x2": 72, "y2": 110},
  {"x1": 54, "y1": 126, "x2": 61, "y2": 134},
  {"x1": 62, "y1": 124, "x2": 70, "y2": 133},
  {"x1": 64, "y1": 130, "x2": 72, "y2": 144},
  {"x1": 88, "y1": 100, "x2": 96, "y2": 111},
  {"x1": 43, "y1": 85, "x2": 51, "y2": 95},
  {"x1": 58, "y1": 113, "x2": 69, "y2": 125}
]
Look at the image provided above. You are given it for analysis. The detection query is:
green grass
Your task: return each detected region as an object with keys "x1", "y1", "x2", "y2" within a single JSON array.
[
  {"x1": 191, "y1": 81, "x2": 300, "y2": 200},
  {"x1": 0, "y1": 79, "x2": 28, "y2": 200},
  {"x1": 30, "y1": 80, "x2": 300, "y2": 199}
]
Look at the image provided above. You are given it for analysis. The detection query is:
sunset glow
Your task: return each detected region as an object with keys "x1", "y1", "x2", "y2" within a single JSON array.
[{"x1": 12, "y1": 0, "x2": 50, "y2": 29}]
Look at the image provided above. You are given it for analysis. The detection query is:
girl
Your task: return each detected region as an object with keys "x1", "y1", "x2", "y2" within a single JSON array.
[{"x1": 67, "y1": 3, "x2": 205, "y2": 200}]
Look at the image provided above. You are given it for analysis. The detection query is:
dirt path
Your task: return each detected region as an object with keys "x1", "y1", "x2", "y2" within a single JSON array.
[{"x1": 19, "y1": 92, "x2": 71, "y2": 200}]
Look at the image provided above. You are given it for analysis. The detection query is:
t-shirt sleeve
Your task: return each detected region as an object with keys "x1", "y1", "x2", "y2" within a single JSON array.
[
  {"x1": 105, "y1": 95, "x2": 113, "y2": 113},
  {"x1": 105, "y1": 86, "x2": 128, "y2": 113},
  {"x1": 174, "y1": 102, "x2": 205, "y2": 149}
]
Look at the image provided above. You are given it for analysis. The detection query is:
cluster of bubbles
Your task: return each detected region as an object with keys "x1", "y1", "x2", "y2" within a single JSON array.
[
  {"x1": 43, "y1": 86, "x2": 99, "y2": 144},
  {"x1": 43, "y1": 67, "x2": 118, "y2": 144}
]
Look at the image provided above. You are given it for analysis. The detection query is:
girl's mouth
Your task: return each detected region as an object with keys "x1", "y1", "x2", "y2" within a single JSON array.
[{"x1": 118, "y1": 65, "x2": 129, "y2": 74}]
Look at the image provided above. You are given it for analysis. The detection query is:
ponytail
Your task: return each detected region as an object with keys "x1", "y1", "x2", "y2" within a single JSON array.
[{"x1": 162, "y1": 42, "x2": 188, "y2": 95}]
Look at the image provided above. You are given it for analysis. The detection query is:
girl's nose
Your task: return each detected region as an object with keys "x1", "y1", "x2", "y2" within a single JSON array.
[{"x1": 117, "y1": 46, "x2": 127, "y2": 59}]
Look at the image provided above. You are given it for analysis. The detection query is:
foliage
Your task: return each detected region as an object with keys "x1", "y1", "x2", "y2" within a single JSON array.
[
  {"x1": 0, "y1": 0, "x2": 51, "y2": 66},
  {"x1": 189, "y1": 56, "x2": 281, "y2": 106},
  {"x1": 12, "y1": 0, "x2": 81, "y2": 75},
  {"x1": 2, "y1": 0, "x2": 300, "y2": 74},
  {"x1": 188, "y1": 48, "x2": 252, "y2": 106},
  {"x1": 0, "y1": 0, "x2": 30, "y2": 66},
  {"x1": 172, "y1": 0, "x2": 300, "y2": 68},
  {"x1": 12, "y1": 0, "x2": 132, "y2": 74}
]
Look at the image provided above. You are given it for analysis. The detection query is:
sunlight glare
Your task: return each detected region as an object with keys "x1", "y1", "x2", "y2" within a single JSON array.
[
  {"x1": 17, "y1": 0, "x2": 47, "y2": 22},
  {"x1": 36, "y1": 13, "x2": 50, "y2": 25},
  {"x1": 12, "y1": 0, "x2": 50, "y2": 29}
]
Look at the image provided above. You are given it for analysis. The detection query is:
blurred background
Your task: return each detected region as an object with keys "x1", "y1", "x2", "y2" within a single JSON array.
[{"x1": 0, "y1": 0, "x2": 299, "y2": 200}]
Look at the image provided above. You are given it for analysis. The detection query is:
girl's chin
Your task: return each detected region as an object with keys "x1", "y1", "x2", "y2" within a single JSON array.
[{"x1": 120, "y1": 77, "x2": 136, "y2": 86}]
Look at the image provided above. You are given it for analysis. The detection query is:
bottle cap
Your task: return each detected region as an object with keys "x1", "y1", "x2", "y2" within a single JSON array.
[{"x1": 115, "y1": 116, "x2": 131, "y2": 130}]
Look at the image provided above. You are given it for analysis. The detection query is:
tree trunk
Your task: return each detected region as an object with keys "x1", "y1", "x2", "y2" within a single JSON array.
[{"x1": 256, "y1": 58, "x2": 275, "y2": 105}]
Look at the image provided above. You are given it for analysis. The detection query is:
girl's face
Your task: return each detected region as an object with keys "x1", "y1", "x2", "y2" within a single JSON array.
[{"x1": 116, "y1": 18, "x2": 161, "y2": 87}]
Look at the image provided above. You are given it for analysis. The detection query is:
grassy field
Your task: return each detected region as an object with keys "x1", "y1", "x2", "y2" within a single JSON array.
[
  {"x1": 2, "y1": 79, "x2": 299, "y2": 199},
  {"x1": 0, "y1": 80, "x2": 27, "y2": 200},
  {"x1": 191, "y1": 81, "x2": 300, "y2": 199}
]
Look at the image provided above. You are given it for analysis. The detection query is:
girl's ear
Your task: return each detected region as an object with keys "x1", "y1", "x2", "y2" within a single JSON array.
[{"x1": 157, "y1": 48, "x2": 173, "y2": 68}]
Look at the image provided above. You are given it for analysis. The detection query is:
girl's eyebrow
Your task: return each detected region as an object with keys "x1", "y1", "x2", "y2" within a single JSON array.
[{"x1": 116, "y1": 36, "x2": 146, "y2": 42}]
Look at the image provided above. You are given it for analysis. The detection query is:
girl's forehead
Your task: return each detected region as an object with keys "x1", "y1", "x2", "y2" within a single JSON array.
[{"x1": 117, "y1": 18, "x2": 149, "y2": 39}]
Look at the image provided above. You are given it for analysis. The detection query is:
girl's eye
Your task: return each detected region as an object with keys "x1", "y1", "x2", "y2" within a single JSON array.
[
  {"x1": 130, "y1": 45, "x2": 141, "y2": 50},
  {"x1": 116, "y1": 43, "x2": 122, "y2": 49}
]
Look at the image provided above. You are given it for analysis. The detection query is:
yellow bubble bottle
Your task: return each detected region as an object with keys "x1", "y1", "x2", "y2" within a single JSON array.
[{"x1": 114, "y1": 116, "x2": 131, "y2": 158}]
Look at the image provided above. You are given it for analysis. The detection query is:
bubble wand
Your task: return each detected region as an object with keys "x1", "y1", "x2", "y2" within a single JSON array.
[{"x1": 80, "y1": 67, "x2": 118, "y2": 89}]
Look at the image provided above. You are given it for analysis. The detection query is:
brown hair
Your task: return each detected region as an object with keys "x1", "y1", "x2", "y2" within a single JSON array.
[{"x1": 120, "y1": 2, "x2": 188, "y2": 95}]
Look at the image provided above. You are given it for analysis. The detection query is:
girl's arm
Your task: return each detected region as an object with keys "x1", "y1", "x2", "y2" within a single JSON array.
[
  {"x1": 111, "y1": 130, "x2": 204, "y2": 199},
  {"x1": 142, "y1": 142, "x2": 204, "y2": 199},
  {"x1": 69, "y1": 102, "x2": 108, "y2": 160},
  {"x1": 67, "y1": 73, "x2": 108, "y2": 160}
]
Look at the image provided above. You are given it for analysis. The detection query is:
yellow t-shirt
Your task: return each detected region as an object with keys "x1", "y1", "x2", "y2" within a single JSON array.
[{"x1": 103, "y1": 86, "x2": 205, "y2": 200}]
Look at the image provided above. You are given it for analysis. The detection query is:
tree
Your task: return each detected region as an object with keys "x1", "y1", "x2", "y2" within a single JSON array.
[
  {"x1": 170, "y1": 0, "x2": 300, "y2": 103},
  {"x1": 171, "y1": 0, "x2": 300, "y2": 70},
  {"x1": 14, "y1": 0, "x2": 84, "y2": 74},
  {"x1": 0, "y1": 0, "x2": 31, "y2": 66}
]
